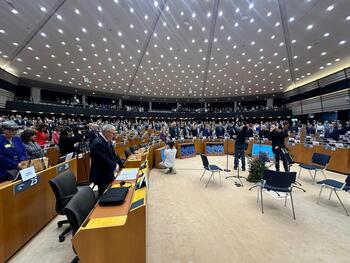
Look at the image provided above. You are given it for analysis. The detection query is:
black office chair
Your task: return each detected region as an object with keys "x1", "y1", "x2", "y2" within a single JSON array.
[
  {"x1": 298, "y1": 153, "x2": 330, "y2": 184},
  {"x1": 258, "y1": 170, "x2": 297, "y2": 219},
  {"x1": 124, "y1": 148, "x2": 132, "y2": 158},
  {"x1": 200, "y1": 154, "x2": 223, "y2": 187},
  {"x1": 65, "y1": 186, "x2": 97, "y2": 263},
  {"x1": 49, "y1": 171, "x2": 78, "y2": 242}
]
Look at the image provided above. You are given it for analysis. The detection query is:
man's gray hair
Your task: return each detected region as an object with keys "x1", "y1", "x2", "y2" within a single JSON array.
[{"x1": 101, "y1": 124, "x2": 115, "y2": 133}]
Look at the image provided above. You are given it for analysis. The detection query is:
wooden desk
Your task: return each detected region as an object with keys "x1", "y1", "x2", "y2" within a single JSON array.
[
  {"x1": 0, "y1": 158, "x2": 77, "y2": 262},
  {"x1": 176, "y1": 142, "x2": 196, "y2": 159},
  {"x1": 288, "y1": 143, "x2": 350, "y2": 174},
  {"x1": 204, "y1": 141, "x2": 225, "y2": 156},
  {"x1": 155, "y1": 146, "x2": 166, "y2": 168},
  {"x1": 77, "y1": 152, "x2": 90, "y2": 183},
  {"x1": 44, "y1": 146, "x2": 60, "y2": 166},
  {"x1": 72, "y1": 168, "x2": 147, "y2": 263}
]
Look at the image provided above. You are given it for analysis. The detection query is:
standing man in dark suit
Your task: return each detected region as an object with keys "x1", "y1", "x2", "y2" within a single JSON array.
[
  {"x1": 268, "y1": 124, "x2": 289, "y2": 172},
  {"x1": 169, "y1": 122, "x2": 179, "y2": 139},
  {"x1": 90, "y1": 124, "x2": 119, "y2": 196}
]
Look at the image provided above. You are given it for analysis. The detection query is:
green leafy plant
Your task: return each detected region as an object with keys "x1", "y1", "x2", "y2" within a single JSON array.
[{"x1": 247, "y1": 157, "x2": 267, "y2": 183}]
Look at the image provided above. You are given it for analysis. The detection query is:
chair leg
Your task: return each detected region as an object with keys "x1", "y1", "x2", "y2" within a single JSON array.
[
  {"x1": 290, "y1": 191, "x2": 296, "y2": 220},
  {"x1": 308, "y1": 170, "x2": 313, "y2": 181},
  {"x1": 284, "y1": 195, "x2": 287, "y2": 207},
  {"x1": 318, "y1": 185, "x2": 324, "y2": 204},
  {"x1": 260, "y1": 187, "x2": 264, "y2": 214},
  {"x1": 312, "y1": 170, "x2": 317, "y2": 184},
  {"x1": 333, "y1": 190, "x2": 350, "y2": 216},
  {"x1": 219, "y1": 172, "x2": 222, "y2": 186},
  {"x1": 321, "y1": 170, "x2": 327, "y2": 179},
  {"x1": 59, "y1": 226, "x2": 71, "y2": 242},
  {"x1": 298, "y1": 167, "x2": 302, "y2": 178},
  {"x1": 328, "y1": 189, "x2": 333, "y2": 200},
  {"x1": 71, "y1": 256, "x2": 79, "y2": 263},
  {"x1": 205, "y1": 172, "x2": 214, "y2": 187},
  {"x1": 200, "y1": 170, "x2": 206, "y2": 181}
]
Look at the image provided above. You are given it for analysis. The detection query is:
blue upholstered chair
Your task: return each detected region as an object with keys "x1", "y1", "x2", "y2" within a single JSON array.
[
  {"x1": 317, "y1": 175, "x2": 350, "y2": 216},
  {"x1": 200, "y1": 154, "x2": 223, "y2": 187},
  {"x1": 258, "y1": 170, "x2": 297, "y2": 220},
  {"x1": 298, "y1": 153, "x2": 330, "y2": 184}
]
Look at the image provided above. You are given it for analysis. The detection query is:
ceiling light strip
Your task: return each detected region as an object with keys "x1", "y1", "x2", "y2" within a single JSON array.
[
  {"x1": 277, "y1": 0, "x2": 296, "y2": 88},
  {"x1": 201, "y1": 0, "x2": 220, "y2": 99},
  {"x1": 3, "y1": 0, "x2": 67, "y2": 69},
  {"x1": 125, "y1": 0, "x2": 168, "y2": 97}
]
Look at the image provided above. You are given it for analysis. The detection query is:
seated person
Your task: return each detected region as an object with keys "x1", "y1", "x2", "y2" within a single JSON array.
[
  {"x1": 159, "y1": 141, "x2": 177, "y2": 174},
  {"x1": 0, "y1": 121, "x2": 27, "y2": 183},
  {"x1": 21, "y1": 129, "x2": 44, "y2": 159}
]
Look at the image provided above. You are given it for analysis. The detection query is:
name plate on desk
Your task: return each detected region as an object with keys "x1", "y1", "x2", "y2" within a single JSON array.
[
  {"x1": 57, "y1": 162, "x2": 70, "y2": 173},
  {"x1": 324, "y1": 145, "x2": 336, "y2": 151},
  {"x1": 13, "y1": 176, "x2": 40, "y2": 194},
  {"x1": 304, "y1": 144, "x2": 313, "y2": 148}
]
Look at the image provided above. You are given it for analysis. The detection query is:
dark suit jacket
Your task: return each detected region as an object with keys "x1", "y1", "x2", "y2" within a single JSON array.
[
  {"x1": 90, "y1": 135, "x2": 117, "y2": 187},
  {"x1": 0, "y1": 135, "x2": 27, "y2": 182}
]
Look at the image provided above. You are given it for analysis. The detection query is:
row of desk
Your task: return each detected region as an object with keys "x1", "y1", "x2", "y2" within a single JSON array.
[
  {"x1": 153, "y1": 139, "x2": 350, "y2": 174},
  {"x1": 0, "y1": 158, "x2": 78, "y2": 263}
]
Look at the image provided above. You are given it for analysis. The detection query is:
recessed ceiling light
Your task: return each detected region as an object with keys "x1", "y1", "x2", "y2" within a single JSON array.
[
  {"x1": 267, "y1": 12, "x2": 271, "y2": 17},
  {"x1": 56, "y1": 14, "x2": 62, "y2": 20},
  {"x1": 291, "y1": 39, "x2": 296, "y2": 43},
  {"x1": 98, "y1": 21, "x2": 103, "y2": 27},
  {"x1": 103, "y1": 37, "x2": 107, "y2": 42},
  {"x1": 40, "y1": 32, "x2": 46, "y2": 37},
  {"x1": 13, "y1": 42, "x2": 18, "y2": 46},
  {"x1": 218, "y1": 11, "x2": 223, "y2": 16},
  {"x1": 234, "y1": 22, "x2": 239, "y2": 27},
  {"x1": 326, "y1": 5, "x2": 334, "y2": 11},
  {"x1": 130, "y1": 7, "x2": 134, "y2": 13},
  {"x1": 61, "y1": 41, "x2": 66, "y2": 45},
  {"x1": 306, "y1": 60, "x2": 311, "y2": 64},
  {"x1": 339, "y1": 40, "x2": 346, "y2": 45},
  {"x1": 257, "y1": 28, "x2": 262, "y2": 33},
  {"x1": 97, "y1": 5, "x2": 102, "y2": 12},
  {"x1": 306, "y1": 24, "x2": 313, "y2": 30},
  {"x1": 289, "y1": 17, "x2": 294, "y2": 22},
  {"x1": 0, "y1": 29, "x2": 5, "y2": 34},
  {"x1": 321, "y1": 51, "x2": 327, "y2": 56},
  {"x1": 307, "y1": 45, "x2": 312, "y2": 49},
  {"x1": 271, "y1": 35, "x2": 275, "y2": 39},
  {"x1": 275, "y1": 22, "x2": 280, "y2": 27},
  {"x1": 335, "y1": 58, "x2": 341, "y2": 62},
  {"x1": 192, "y1": 12, "x2": 196, "y2": 18},
  {"x1": 144, "y1": 15, "x2": 148, "y2": 20},
  {"x1": 207, "y1": 12, "x2": 211, "y2": 17},
  {"x1": 154, "y1": 1, "x2": 158, "y2": 7},
  {"x1": 346, "y1": 16, "x2": 350, "y2": 21},
  {"x1": 40, "y1": 6, "x2": 47, "y2": 12},
  {"x1": 249, "y1": 3, "x2": 254, "y2": 9},
  {"x1": 118, "y1": 31, "x2": 122, "y2": 37},
  {"x1": 74, "y1": 9, "x2": 80, "y2": 15},
  {"x1": 11, "y1": 9, "x2": 18, "y2": 14},
  {"x1": 323, "y1": 32, "x2": 330, "y2": 37}
]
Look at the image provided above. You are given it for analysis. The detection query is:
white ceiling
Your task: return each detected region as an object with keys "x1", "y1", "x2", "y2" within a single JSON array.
[{"x1": 0, "y1": 0, "x2": 349, "y2": 99}]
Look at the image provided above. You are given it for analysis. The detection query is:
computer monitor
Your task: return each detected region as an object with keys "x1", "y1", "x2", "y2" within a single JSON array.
[{"x1": 251, "y1": 144, "x2": 274, "y2": 161}]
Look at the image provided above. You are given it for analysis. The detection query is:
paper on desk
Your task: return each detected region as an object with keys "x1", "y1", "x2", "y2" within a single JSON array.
[{"x1": 117, "y1": 169, "x2": 138, "y2": 180}]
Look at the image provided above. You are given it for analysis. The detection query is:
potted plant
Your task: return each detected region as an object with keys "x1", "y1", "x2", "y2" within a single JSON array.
[{"x1": 247, "y1": 156, "x2": 267, "y2": 183}]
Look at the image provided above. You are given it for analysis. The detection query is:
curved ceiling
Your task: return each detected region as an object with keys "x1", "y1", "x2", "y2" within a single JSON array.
[{"x1": 0, "y1": 0, "x2": 349, "y2": 99}]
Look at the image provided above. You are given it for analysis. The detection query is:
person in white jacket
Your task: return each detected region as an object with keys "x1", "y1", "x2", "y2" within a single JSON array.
[{"x1": 159, "y1": 141, "x2": 177, "y2": 174}]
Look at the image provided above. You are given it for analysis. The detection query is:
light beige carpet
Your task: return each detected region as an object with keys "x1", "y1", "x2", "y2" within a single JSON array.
[{"x1": 10, "y1": 156, "x2": 350, "y2": 263}]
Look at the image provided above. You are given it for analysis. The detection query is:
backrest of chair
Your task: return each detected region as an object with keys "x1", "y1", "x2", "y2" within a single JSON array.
[
  {"x1": 312, "y1": 153, "x2": 331, "y2": 166},
  {"x1": 64, "y1": 186, "x2": 97, "y2": 234},
  {"x1": 200, "y1": 154, "x2": 209, "y2": 169},
  {"x1": 129, "y1": 146, "x2": 135, "y2": 154},
  {"x1": 263, "y1": 169, "x2": 297, "y2": 189},
  {"x1": 49, "y1": 171, "x2": 78, "y2": 215},
  {"x1": 124, "y1": 148, "x2": 132, "y2": 158}
]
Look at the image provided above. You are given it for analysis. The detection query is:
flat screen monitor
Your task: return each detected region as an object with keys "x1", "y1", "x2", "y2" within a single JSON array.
[{"x1": 252, "y1": 144, "x2": 274, "y2": 161}]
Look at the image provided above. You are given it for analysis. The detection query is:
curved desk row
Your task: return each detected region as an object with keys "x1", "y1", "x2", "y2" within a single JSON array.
[{"x1": 0, "y1": 158, "x2": 78, "y2": 262}]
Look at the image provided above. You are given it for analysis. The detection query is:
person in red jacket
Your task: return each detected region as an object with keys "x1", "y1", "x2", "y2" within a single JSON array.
[
  {"x1": 52, "y1": 126, "x2": 61, "y2": 145},
  {"x1": 35, "y1": 123, "x2": 49, "y2": 147}
]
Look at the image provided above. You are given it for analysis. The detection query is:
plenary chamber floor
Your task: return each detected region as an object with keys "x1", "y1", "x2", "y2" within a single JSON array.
[{"x1": 10, "y1": 155, "x2": 350, "y2": 263}]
